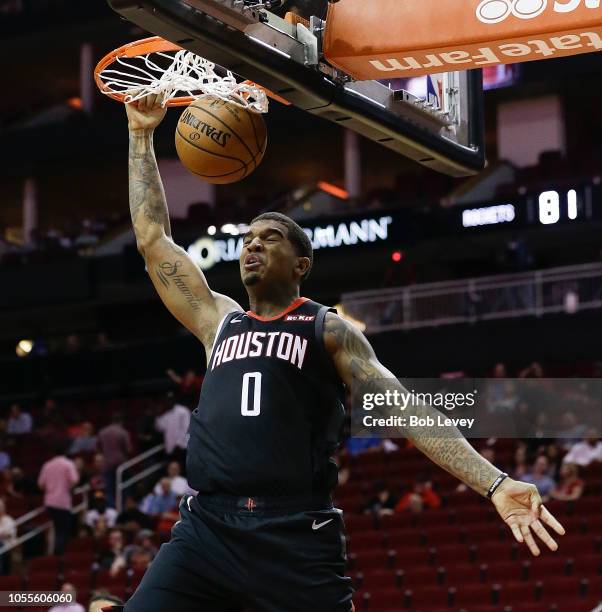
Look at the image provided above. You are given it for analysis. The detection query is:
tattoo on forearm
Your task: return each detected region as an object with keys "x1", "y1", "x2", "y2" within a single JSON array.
[
  {"x1": 129, "y1": 131, "x2": 172, "y2": 238},
  {"x1": 326, "y1": 315, "x2": 500, "y2": 496},
  {"x1": 154, "y1": 261, "x2": 203, "y2": 311}
]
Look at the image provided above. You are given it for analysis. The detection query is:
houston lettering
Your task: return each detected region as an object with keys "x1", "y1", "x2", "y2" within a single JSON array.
[{"x1": 211, "y1": 332, "x2": 308, "y2": 371}]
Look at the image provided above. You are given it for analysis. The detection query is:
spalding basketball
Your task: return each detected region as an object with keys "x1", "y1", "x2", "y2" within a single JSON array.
[{"x1": 175, "y1": 96, "x2": 267, "y2": 184}]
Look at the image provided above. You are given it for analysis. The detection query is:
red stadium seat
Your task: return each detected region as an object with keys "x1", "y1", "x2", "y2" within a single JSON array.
[
  {"x1": 27, "y1": 571, "x2": 60, "y2": 590},
  {"x1": 405, "y1": 585, "x2": 449, "y2": 607},
  {"x1": 356, "y1": 587, "x2": 405, "y2": 608},
  {"x1": 485, "y1": 561, "x2": 526, "y2": 582},
  {"x1": 496, "y1": 581, "x2": 536, "y2": 604},
  {"x1": 63, "y1": 551, "x2": 96, "y2": 569},
  {"x1": 473, "y1": 542, "x2": 515, "y2": 563},
  {"x1": 384, "y1": 528, "x2": 426, "y2": 548},
  {"x1": 344, "y1": 514, "x2": 377, "y2": 533},
  {"x1": 354, "y1": 569, "x2": 397, "y2": 590},
  {"x1": 450, "y1": 583, "x2": 493, "y2": 606},
  {"x1": 94, "y1": 569, "x2": 127, "y2": 600},
  {"x1": 437, "y1": 562, "x2": 484, "y2": 585},
  {"x1": 349, "y1": 531, "x2": 386, "y2": 552},
  {"x1": 0, "y1": 575, "x2": 23, "y2": 590},
  {"x1": 66, "y1": 536, "x2": 95, "y2": 554},
  {"x1": 63, "y1": 569, "x2": 93, "y2": 589},
  {"x1": 538, "y1": 576, "x2": 582, "y2": 600},
  {"x1": 587, "y1": 575, "x2": 602, "y2": 596},
  {"x1": 571, "y1": 553, "x2": 602, "y2": 575},
  {"x1": 524, "y1": 555, "x2": 567, "y2": 580},
  {"x1": 28, "y1": 555, "x2": 62, "y2": 574}
]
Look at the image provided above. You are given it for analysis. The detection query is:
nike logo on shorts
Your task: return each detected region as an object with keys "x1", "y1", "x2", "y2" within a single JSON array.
[{"x1": 312, "y1": 519, "x2": 334, "y2": 531}]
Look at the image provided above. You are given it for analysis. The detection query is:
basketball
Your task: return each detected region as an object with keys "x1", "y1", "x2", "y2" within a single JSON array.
[{"x1": 175, "y1": 96, "x2": 267, "y2": 184}]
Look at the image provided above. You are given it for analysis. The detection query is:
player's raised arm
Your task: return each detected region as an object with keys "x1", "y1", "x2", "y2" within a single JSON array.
[
  {"x1": 126, "y1": 94, "x2": 241, "y2": 349},
  {"x1": 324, "y1": 312, "x2": 566, "y2": 557}
]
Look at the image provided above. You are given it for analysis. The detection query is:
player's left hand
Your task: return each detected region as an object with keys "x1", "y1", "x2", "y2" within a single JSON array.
[{"x1": 491, "y1": 477, "x2": 565, "y2": 556}]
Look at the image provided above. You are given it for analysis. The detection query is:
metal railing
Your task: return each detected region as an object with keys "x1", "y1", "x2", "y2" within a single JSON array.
[
  {"x1": 0, "y1": 484, "x2": 90, "y2": 558},
  {"x1": 116, "y1": 443, "x2": 166, "y2": 513},
  {"x1": 341, "y1": 262, "x2": 602, "y2": 334}
]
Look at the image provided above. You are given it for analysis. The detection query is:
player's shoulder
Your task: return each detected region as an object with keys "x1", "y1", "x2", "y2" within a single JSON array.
[{"x1": 323, "y1": 310, "x2": 357, "y2": 354}]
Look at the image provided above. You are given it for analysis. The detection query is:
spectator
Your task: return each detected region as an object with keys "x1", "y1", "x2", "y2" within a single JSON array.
[
  {"x1": 518, "y1": 361, "x2": 544, "y2": 378},
  {"x1": 139, "y1": 477, "x2": 178, "y2": 517},
  {"x1": 38, "y1": 442, "x2": 79, "y2": 555},
  {"x1": 6, "y1": 403, "x2": 32, "y2": 435},
  {"x1": 155, "y1": 394, "x2": 190, "y2": 470},
  {"x1": 98, "y1": 413, "x2": 132, "y2": 508},
  {"x1": 492, "y1": 362, "x2": 507, "y2": 378},
  {"x1": 512, "y1": 443, "x2": 529, "y2": 479},
  {"x1": 521, "y1": 456, "x2": 556, "y2": 501},
  {"x1": 48, "y1": 583, "x2": 85, "y2": 612},
  {"x1": 38, "y1": 397, "x2": 59, "y2": 428},
  {"x1": 64, "y1": 334, "x2": 82, "y2": 354},
  {"x1": 6, "y1": 467, "x2": 37, "y2": 497},
  {"x1": 93, "y1": 332, "x2": 113, "y2": 350},
  {"x1": 84, "y1": 491, "x2": 118, "y2": 531},
  {"x1": 0, "y1": 498, "x2": 16, "y2": 574},
  {"x1": 115, "y1": 495, "x2": 153, "y2": 531},
  {"x1": 363, "y1": 482, "x2": 397, "y2": 517},
  {"x1": 395, "y1": 478, "x2": 441, "y2": 514},
  {"x1": 69, "y1": 422, "x2": 97, "y2": 455},
  {"x1": 123, "y1": 528, "x2": 158, "y2": 570},
  {"x1": 153, "y1": 461, "x2": 195, "y2": 497},
  {"x1": 88, "y1": 453, "x2": 108, "y2": 495},
  {"x1": 98, "y1": 529, "x2": 125, "y2": 576},
  {"x1": 136, "y1": 406, "x2": 162, "y2": 454},
  {"x1": 545, "y1": 443, "x2": 562, "y2": 478},
  {"x1": 557, "y1": 412, "x2": 588, "y2": 449},
  {"x1": 88, "y1": 593, "x2": 124, "y2": 612},
  {"x1": 0, "y1": 441, "x2": 10, "y2": 471},
  {"x1": 562, "y1": 428, "x2": 602, "y2": 466},
  {"x1": 166, "y1": 368, "x2": 204, "y2": 407},
  {"x1": 550, "y1": 463, "x2": 584, "y2": 501}
]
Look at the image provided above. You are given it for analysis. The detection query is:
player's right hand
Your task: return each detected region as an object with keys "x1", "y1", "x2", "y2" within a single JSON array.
[{"x1": 126, "y1": 93, "x2": 168, "y2": 132}]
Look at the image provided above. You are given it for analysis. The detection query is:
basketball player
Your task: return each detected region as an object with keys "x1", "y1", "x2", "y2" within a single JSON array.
[{"x1": 123, "y1": 95, "x2": 565, "y2": 611}]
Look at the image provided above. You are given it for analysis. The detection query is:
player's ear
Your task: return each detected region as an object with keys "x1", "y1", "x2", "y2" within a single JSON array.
[{"x1": 295, "y1": 256, "x2": 311, "y2": 280}]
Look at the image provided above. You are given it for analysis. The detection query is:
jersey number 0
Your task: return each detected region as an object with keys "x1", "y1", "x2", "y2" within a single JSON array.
[{"x1": 241, "y1": 372, "x2": 262, "y2": 416}]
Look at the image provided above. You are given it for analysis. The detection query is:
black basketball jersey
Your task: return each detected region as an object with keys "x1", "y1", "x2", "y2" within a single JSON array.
[{"x1": 187, "y1": 298, "x2": 346, "y2": 497}]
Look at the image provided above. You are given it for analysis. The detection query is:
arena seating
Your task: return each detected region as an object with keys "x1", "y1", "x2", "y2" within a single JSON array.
[
  {"x1": 335, "y1": 444, "x2": 602, "y2": 611},
  {"x1": 1, "y1": 395, "x2": 601, "y2": 611}
]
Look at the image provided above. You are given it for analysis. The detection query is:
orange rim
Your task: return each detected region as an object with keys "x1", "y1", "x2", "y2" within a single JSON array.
[{"x1": 94, "y1": 35, "x2": 290, "y2": 107}]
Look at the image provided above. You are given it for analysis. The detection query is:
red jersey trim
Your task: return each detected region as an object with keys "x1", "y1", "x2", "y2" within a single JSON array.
[{"x1": 246, "y1": 297, "x2": 309, "y2": 322}]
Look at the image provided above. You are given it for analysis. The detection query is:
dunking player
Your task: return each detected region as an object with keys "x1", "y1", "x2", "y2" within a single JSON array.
[{"x1": 123, "y1": 96, "x2": 565, "y2": 611}]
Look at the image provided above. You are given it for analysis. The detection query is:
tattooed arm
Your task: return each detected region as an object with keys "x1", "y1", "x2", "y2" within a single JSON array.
[
  {"x1": 324, "y1": 312, "x2": 565, "y2": 555},
  {"x1": 126, "y1": 94, "x2": 241, "y2": 351},
  {"x1": 323, "y1": 312, "x2": 500, "y2": 495}
]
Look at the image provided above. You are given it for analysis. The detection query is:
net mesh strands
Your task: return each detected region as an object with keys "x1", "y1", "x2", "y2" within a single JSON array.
[{"x1": 96, "y1": 43, "x2": 268, "y2": 112}]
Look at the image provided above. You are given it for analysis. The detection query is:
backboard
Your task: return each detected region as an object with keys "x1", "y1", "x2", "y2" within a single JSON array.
[{"x1": 107, "y1": 0, "x2": 486, "y2": 177}]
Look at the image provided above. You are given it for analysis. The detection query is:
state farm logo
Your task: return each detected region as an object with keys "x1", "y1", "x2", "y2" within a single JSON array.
[
  {"x1": 476, "y1": 0, "x2": 600, "y2": 24},
  {"x1": 284, "y1": 314, "x2": 315, "y2": 322}
]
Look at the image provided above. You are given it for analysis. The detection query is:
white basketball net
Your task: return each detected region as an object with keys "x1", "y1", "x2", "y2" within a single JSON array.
[{"x1": 98, "y1": 48, "x2": 269, "y2": 113}]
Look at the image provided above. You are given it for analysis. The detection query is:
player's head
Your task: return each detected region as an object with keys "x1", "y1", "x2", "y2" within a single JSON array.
[{"x1": 241, "y1": 212, "x2": 312, "y2": 290}]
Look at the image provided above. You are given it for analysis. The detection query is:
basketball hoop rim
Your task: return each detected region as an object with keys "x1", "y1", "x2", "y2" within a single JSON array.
[
  {"x1": 94, "y1": 36, "x2": 196, "y2": 106},
  {"x1": 94, "y1": 35, "x2": 290, "y2": 107}
]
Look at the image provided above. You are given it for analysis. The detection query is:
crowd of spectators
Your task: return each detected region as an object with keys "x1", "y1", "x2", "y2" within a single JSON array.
[
  {"x1": 0, "y1": 357, "x2": 599, "y2": 612},
  {"x1": 0, "y1": 214, "x2": 123, "y2": 267}
]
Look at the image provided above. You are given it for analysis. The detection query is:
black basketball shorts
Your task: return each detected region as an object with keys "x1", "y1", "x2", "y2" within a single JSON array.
[{"x1": 124, "y1": 494, "x2": 353, "y2": 612}]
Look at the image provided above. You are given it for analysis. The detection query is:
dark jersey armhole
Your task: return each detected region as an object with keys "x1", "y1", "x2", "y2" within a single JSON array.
[
  {"x1": 207, "y1": 311, "x2": 239, "y2": 368},
  {"x1": 315, "y1": 305, "x2": 342, "y2": 387}
]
